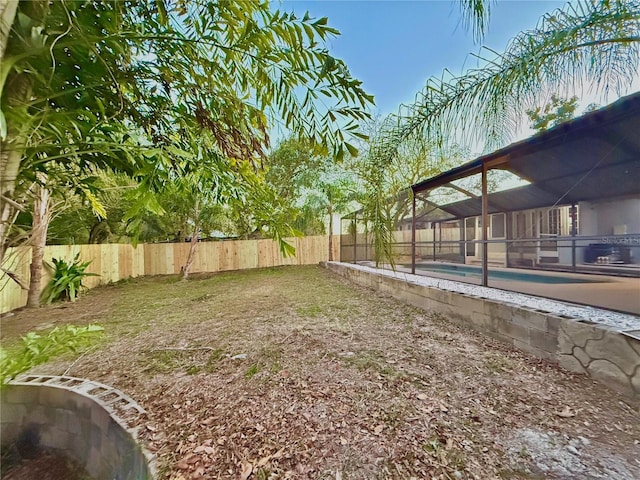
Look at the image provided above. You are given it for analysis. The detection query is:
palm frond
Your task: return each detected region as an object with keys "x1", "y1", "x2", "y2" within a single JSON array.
[
  {"x1": 384, "y1": 0, "x2": 640, "y2": 156},
  {"x1": 458, "y1": 0, "x2": 495, "y2": 42}
]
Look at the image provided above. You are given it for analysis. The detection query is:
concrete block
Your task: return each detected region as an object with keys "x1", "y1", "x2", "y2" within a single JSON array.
[
  {"x1": 85, "y1": 444, "x2": 105, "y2": 478},
  {"x1": 54, "y1": 408, "x2": 70, "y2": 433},
  {"x1": 449, "y1": 294, "x2": 483, "y2": 314},
  {"x1": 39, "y1": 426, "x2": 69, "y2": 450},
  {"x1": 584, "y1": 331, "x2": 640, "y2": 376},
  {"x1": 90, "y1": 424, "x2": 103, "y2": 450},
  {"x1": 484, "y1": 301, "x2": 515, "y2": 321},
  {"x1": 0, "y1": 403, "x2": 27, "y2": 423},
  {"x1": 513, "y1": 339, "x2": 551, "y2": 360},
  {"x1": 486, "y1": 330, "x2": 514, "y2": 346},
  {"x1": 1, "y1": 422, "x2": 22, "y2": 445},
  {"x1": 3, "y1": 385, "x2": 39, "y2": 406},
  {"x1": 397, "y1": 290, "x2": 425, "y2": 309},
  {"x1": 1, "y1": 379, "x2": 154, "y2": 480},
  {"x1": 429, "y1": 289, "x2": 451, "y2": 304},
  {"x1": 529, "y1": 329, "x2": 558, "y2": 354},
  {"x1": 91, "y1": 403, "x2": 113, "y2": 433},
  {"x1": 25, "y1": 405, "x2": 54, "y2": 425},
  {"x1": 41, "y1": 385, "x2": 74, "y2": 409},
  {"x1": 67, "y1": 429, "x2": 90, "y2": 460},
  {"x1": 486, "y1": 315, "x2": 508, "y2": 335},
  {"x1": 512, "y1": 309, "x2": 548, "y2": 332},
  {"x1": 467, "y1": 312, "x2": 492, "y2": 329},
  {"x1": 67, "y1": 412, "x2": 83, "y2": 435},
  {"x1": 502, "y1": 321, "x2": 529, "y2": 343},
  {"x1": 546, "y1": 316, "x2": 562, "y2": 335}
]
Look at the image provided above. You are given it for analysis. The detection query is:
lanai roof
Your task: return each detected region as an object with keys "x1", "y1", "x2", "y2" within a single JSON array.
[{"x1": 410, "y1": 92, "x2": 640, "y2": 222}]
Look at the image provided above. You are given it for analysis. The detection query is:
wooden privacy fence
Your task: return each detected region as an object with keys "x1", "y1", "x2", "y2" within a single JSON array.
[{"x1": 0, "y1": 235, "x2": 339, "y2": 314}]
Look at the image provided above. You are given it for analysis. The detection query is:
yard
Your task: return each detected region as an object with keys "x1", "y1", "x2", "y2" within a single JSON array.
[{"x1": 2, "y1": 265, "x2": 639, "y2": 479}]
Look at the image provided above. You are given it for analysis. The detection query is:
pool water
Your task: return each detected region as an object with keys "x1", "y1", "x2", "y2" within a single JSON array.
[{"x1": 410, "y1": 263, "x2": 605, "y2": 284}]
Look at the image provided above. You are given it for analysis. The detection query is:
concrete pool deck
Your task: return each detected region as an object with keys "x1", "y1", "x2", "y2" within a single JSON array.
[{"x1": 360, "y1": 261, "x2": 640, "y2": 315}]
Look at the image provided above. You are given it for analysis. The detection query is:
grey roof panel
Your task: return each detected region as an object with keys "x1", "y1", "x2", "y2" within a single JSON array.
[{"x1": 411, "y1": 92, "x2": 640, "y2": 222}]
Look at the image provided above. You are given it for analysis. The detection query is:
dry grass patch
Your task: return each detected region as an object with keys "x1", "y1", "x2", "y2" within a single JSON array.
[{"x1": 2, "y1": 265, "x2": 639, "y2": 479}]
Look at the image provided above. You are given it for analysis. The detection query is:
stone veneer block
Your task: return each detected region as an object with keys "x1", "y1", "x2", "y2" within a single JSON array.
[
  {"x1": 587, "y1": 359, "x2": 633, "y2": 393},
  {"x1": 583, "y1": 331, "x2": 640, "y2": 376},
  {"x1": 624, "y1": 334, "x2": 640, "y2": 356},
  {"x1": 557, "y1": 320, "x2": 606, "y2": 355},
  {"x1": 573, "y1": 347, "x2": 591, "y2": 368},
  {"x1": 558, "y1": 354, "x2": 588, "y2": 374},
  {"x1": 632, "y1": 368, "x2": 640, "y2": 393},
  {"x1": 528, "y1": 329, "x2": 558, "y2": 355}
]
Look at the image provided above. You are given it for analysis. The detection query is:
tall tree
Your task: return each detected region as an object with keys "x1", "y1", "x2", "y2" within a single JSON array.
[
  {"x1": 1, "y1": 0, "x2": 376, "y2": 304},
  {"x1": 305, "y1": 177, "x2": 358, "y2": 261},
  {"x1": 1, "y1": 0, "x2": 374, "y2": 263}
]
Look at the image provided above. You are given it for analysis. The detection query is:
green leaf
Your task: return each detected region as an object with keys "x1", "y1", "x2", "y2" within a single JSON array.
[
  {"x1": 0, "y1": 110, "x2": 6, "y2": 141},
  {"x1": 345, "y1": 142, "x2": 359, "y2": 158}
]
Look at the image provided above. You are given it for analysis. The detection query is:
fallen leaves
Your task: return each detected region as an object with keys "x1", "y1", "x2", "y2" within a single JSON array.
[
  {"x1": 239, "y1": 461, "x2": 252, "y2": 480},
  {"x1": 556, "y1": 405, "x2": 577, "y2": 418},
  {"x1": 34, "y1": 267, "x2": 639, "y2": 480}
]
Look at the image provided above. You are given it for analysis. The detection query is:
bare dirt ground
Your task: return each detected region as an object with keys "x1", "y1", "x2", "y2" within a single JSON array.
[
  {"x1": 2, "y1": 265, "x2": 639, "y2": 479},
  {"x1": 1, "y1": 448, "x2": 92, "y2": 480}
]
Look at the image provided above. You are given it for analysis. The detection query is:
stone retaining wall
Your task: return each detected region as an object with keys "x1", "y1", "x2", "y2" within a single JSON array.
[
  {"x1": 1, "y1": 375, "x2": 155, "y2": 479},
  {"x1": 323, "y1": 262, "x2": 640, "y2": 398}
]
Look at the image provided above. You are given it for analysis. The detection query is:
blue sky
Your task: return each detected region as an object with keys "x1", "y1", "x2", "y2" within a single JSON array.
[{"x1": 281, "y1": 0, "x2": 570, "y2": 115}]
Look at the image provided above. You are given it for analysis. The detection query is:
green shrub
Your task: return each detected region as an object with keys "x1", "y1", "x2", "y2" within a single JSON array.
[
  {"x1": 0, "y1": 325, "x2": 104, "y2": 386},
  {"x1": 40, "y1": 255, "x2": 99, "y2": 304}
]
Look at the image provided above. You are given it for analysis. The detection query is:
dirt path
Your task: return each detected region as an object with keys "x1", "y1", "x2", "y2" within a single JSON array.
[{"x1": 2, "y1": 266, "x2": 639, "y2": 479}]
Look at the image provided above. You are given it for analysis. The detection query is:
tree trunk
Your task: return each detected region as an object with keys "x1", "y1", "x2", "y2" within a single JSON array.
[
  {"x1": 26, "y1": 179, "x2": 51, "y2": 307},
  {"x1": 0, "y1": 147, "x2": 22, "y2": 264},
  {"x1": 182, "y1": 225, "x2": 200, "y2": 280},
  {"x1": 328, "y1": 205, "x2": 334, "y2": 261},
  {"x1": 0, "y1": 0, "x2": 19, "y2": 60},
  {"x1": 0, "y1": 0, "x2": 21, "y2": 263}
]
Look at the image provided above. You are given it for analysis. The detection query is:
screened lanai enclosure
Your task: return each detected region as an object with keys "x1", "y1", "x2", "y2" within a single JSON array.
[{"x1": 341, "y1": 93, "x2": 640, "y2": 315}]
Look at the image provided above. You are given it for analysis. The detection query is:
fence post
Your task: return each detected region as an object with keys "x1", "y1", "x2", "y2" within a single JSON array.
[
  {"x1": 411, "y1": 192, "x2": 416, "y2": 274},
  {"x1": 481, "y1": 164, "x2": 489, "y2": 286}
]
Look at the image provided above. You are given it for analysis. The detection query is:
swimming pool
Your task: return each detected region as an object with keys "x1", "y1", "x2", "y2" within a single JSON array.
[{"x1": 409, "y1": 263, "x2": 606, "y2": 284}]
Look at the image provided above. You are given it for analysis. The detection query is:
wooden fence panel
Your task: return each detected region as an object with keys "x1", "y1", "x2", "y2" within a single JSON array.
[
  {"x1": 0, "y1": 235, "x2": 339, "y2": 314},
  {"x1": 0, "y1": 247, "x2": 31, "y2": 312}
]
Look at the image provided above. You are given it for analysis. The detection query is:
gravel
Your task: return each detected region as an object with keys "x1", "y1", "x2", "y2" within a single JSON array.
[
  {"x1": 340, "y1": 263, "x2": 640, "y2": 332},
  {"x1": 503, "y1": 428, "x2": 638, "y2": 479}
]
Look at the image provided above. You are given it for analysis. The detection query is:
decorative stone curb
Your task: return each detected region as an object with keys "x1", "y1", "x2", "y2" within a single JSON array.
[
  {"x1": 1, "y1": 375, "x2": 156, "y2": 479},
  {"x1": 323, "y1": 262, "x2": 640, "y2": 399}
]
